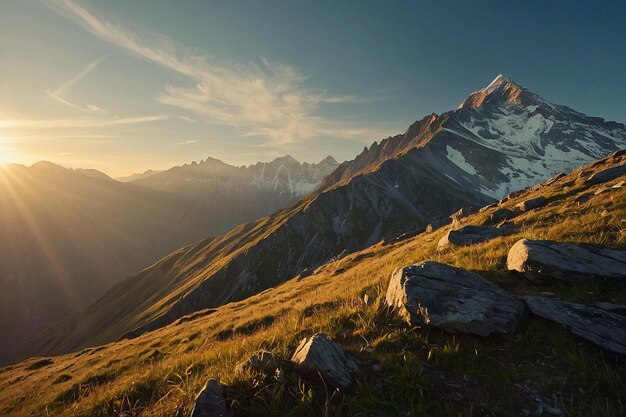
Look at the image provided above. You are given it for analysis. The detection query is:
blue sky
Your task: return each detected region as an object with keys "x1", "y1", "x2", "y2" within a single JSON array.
[{"x1": 1, "y1": 0, "x2": 625, "y2": 176}]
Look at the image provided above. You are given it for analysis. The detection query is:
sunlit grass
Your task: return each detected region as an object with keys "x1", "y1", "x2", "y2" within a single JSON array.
[{"x1": 1, "y1": 155, "x2": 625, "y2": 416}]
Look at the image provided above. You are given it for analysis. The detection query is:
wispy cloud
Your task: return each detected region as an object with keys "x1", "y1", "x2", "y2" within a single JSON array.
[
  {"x1": 50, "y1": 0, "x2": 396, "y2": 147},
  {"x1": 47, "y1": 55, "x2": 107, "y2": 113},
  {"x1": 0, "y1": 115, "x2": 189, "y2": 129},
  {"x1": 171, "y1": 139, "x2": 198, "y2": 147}
]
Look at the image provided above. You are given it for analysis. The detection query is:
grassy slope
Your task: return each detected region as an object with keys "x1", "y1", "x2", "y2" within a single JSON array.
[{"x1": 1, "y1": 153, "x2": 625, "y2": 417}]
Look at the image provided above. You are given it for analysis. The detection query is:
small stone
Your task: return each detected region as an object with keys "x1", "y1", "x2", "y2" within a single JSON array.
[
  {"x1": 546, "y1": 173, "x2": 566, "y2": 186},
  {"x1": 291, "y1": 333, "x2": 358, "y2": 390},
  {"x1": 516, "y1": 196, "x2": 547, "y2": 212},
  {"x1": 191, "y1": 379, "x2": 233, "y2": 417},
  {"x1": 486, "y1": 207, "x2": 516, "y2": 225}
]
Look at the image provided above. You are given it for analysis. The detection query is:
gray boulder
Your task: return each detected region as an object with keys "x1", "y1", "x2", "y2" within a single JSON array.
[
  {"x1": 385, "y1": 261, "x2": 524, "y2": 336},
  {"x1": 191, "y1": 379, "x2": 233, "y2": 417},
  {"x1": 438, "y1": 225, "x2": 512, "y2": 250},
  {"x1": 585, "y1": 163, "x2": 626, "y2": 186},
  {"x1": 291, "y1": 333, "x2": 358, "y2": 389},
  {"x1": 515, "y1": 196, "x2": 547, "y2": 212},
  {"x1": 522, "y1": 296, "x2": 626, "y2": 355},
  {"x1": 487, "y1": 207, "x2": 516, "y2": 224},
  {"x1": 507, "y1": 239, "x2": 626, "y2": 283}
]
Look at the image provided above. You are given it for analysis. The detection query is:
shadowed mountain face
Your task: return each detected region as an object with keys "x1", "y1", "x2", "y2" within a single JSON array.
[
  {"x1": 0, "y1": 162, "x2": 221, "y2": 357},
  {"x1": 23, "y1": 75, "x2": 626, "y2": 362}
]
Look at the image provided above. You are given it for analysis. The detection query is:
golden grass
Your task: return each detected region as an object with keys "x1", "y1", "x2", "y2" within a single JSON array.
[{"x1": 1, "y1": 154, "x2": 625, "y2": 416}]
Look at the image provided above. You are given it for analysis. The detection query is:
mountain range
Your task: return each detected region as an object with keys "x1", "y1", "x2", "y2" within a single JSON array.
[
  {"x1": 22, "y1": 74, "x2": 626, "y2": 361},
  {"x1": 0, "y1": 155, "x2": 338, "y2": 362}
]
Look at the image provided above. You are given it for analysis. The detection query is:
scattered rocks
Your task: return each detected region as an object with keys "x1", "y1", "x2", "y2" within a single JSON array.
[
  {"x1": 516, "y1": 196, "x2": 547, "y2": 212},
  {"x1": 585, "y1": 163, "x2": 626, "y2": 186},
  {"x1": 385, "y1": 261, "x2": 524, "y2": 336},
  {"x1": 450, "y1": 208, "x2": 466, "y2": 227},
  {"x1": 610, "y1": 149, "x2": 626, "y2": 159},
  {"x1": 479, "y1": 203, "x2": 498, "y2": 213},
  {"x1": 191, "y1": 379, "x2": 233, "y2": 417},
  {"x1": 546, "y1": 173, "x2": 566, "y2": 186},
  {"x1": 235, "y1": 350, "x2": 282, "y2": 379},
  {"x1": 522, "y1": 296, "x2": 626, "y2": 355},
  {"x1": 507, "y1": 239, "x2": 626, "y2": 283},
  {"x1": 291, "y1": 333, "x2": 358, "y2": 389},
  {"x1": 485, "y1": 207, "x2": 516, "y2": 225},
  {"x1": 437, "y1": 225, "x2": 513, "y2": 250}
]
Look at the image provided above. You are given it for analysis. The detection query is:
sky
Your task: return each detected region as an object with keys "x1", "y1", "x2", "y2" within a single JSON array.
[{"x1": 1, "y1": 0, "x2": 625, "y2": 177}]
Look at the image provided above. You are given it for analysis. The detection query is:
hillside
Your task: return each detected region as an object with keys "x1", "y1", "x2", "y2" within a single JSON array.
[
  {"x1": 26, "y1": 75, "x2": 626, "y2": 360},
  {"x1": 1, "y1": 149, "x2": 624, "y2": 417},
  {"x1": 0, "y1": 162, "x2": 222, "y2": 361}
]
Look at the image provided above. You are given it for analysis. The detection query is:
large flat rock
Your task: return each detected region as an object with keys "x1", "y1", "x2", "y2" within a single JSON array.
[
  {"x1": 522, "y1": 296, "x2": 626, "y2": 355},
  {"x1": 438, "y1": 225, "x2": 512, "y2": 250},
  {"x1": 291, "y1": 333, "x2": 358, "y2": 389},
  {"x1": 515, "y1": 196, "x2": 547, "y2": 212},
  {"x1": 585, "y1": 163, "x2": 626, "y2": 186},
  {"x1": 507, "y1": 239, "x2": 626, "y2": 283},
  {"x1": 385, "y1": 261, "x2": 524, "y2": 336}
]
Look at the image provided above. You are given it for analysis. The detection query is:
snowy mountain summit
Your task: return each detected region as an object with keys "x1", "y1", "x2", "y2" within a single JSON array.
[
  {"x1": 321, "y1": 74, "x2": 626, "y2": 206},
  {"x1": 441, "y1": 74, "x2": 626, "y2": 198}
]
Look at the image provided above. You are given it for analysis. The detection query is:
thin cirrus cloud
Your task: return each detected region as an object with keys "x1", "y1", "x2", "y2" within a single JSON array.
[
  {"x1": 46, "y1": 55, "x2": 108, "y2": 114},
  {"x1": 0, "y1": 115, "x2": 191, "y2": 130},
  {"x1": 171, "y1": 140, "x2": 198, "y2": 147},
  {"x1": 49, "y1": 0, "x2": 395, "y2": 147}
]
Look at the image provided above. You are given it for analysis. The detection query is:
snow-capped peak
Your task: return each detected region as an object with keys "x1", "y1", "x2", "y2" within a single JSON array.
[
  {"x1": 459, "y1": 74, "x2": 530, "y2": 110},
  {"x1": 483, "y1": 74, "x2": 513, "y2": 94}
]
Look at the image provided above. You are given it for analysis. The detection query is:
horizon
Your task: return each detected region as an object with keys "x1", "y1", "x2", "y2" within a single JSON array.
[{"x1": 2, "y1": 1, "x2": 626, "y2": 176}]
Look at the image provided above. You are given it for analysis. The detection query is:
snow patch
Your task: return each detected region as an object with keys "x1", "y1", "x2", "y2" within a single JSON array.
[{"x1": 446, "y1": 145, "x2": 478, "y2": 175}]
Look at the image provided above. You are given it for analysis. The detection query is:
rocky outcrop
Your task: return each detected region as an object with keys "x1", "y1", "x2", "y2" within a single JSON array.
[
  {"x1": 522, "y1": 296, "x2": 626, "y2": 355},
  {"x1": 291, "y1": 333, "x2": 358, "y2": 389},
  {"x1": 507, "y1": 239, "x2": 626, "y2": 283},
  {"x1": 585, "y1": 163, "x2": 626, "y2": 186},
  {"x1": 191, "y1": 379, "x2": 233, "y2": 417},
  {"x1": 385, "y1": 261, "x2": 524, "y2": 336},
  {"x1": 437, "y1": 225, "x2": 513, "y2": 250},
  {"x1": 516, "y1": 196, "x2": 547, "y2": 212}
]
